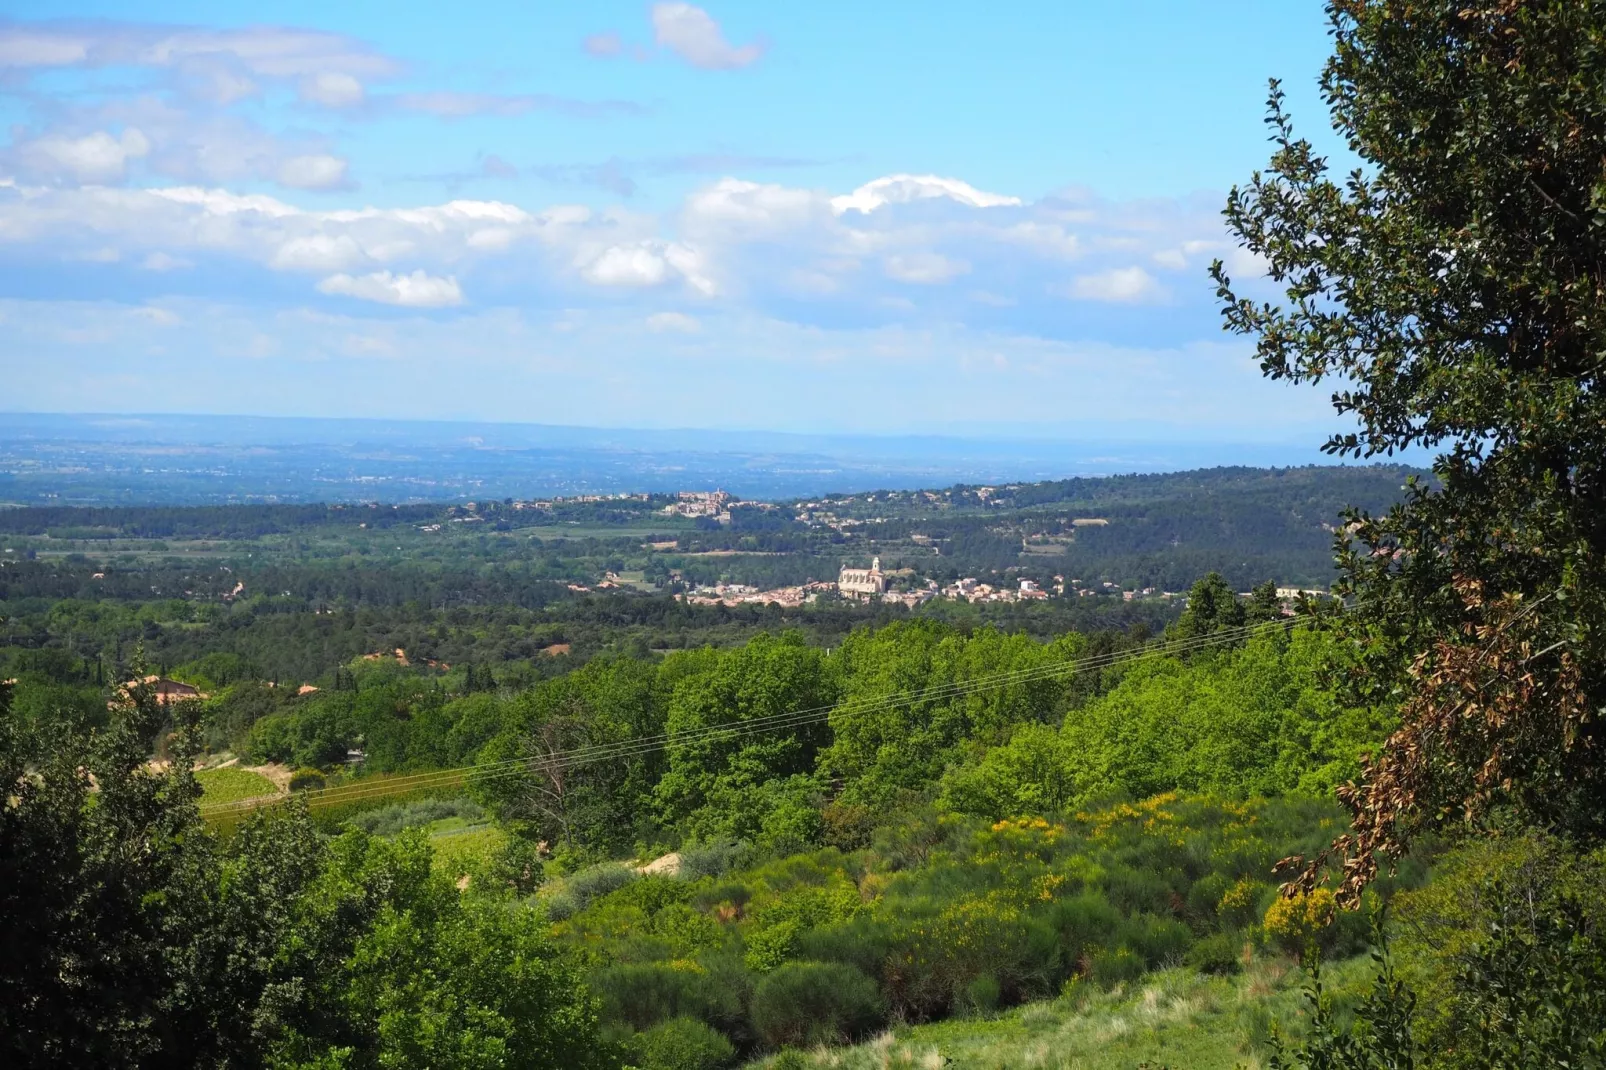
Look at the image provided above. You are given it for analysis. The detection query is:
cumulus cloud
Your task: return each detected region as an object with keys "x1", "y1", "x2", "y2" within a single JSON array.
[
  {"x1": 1067, "y1": 266, "x2": 1164, "y2": 303},
  {"x1": 16, "y1": 128, "x2": 149, "y2": 184},
  {"x1": 650, "y1": 3, "x2": 765, "y2": 69},
  {"x1": 583, "y1": 245, "x2": 672, "y2": 287},
  {"x1": 832, "y1": 174, "x2": 1021, "y2": 214},
  {"x1": 316, "y1": 269, "x2": 463, "y2": 307},
  {"x1": 268, "y1": 234, "x2": 369, "y2": 273},
  {"x1": 681, "y1": 178, "x2": 830, "y2": 242},
  {"x1": 4, "y1": 92, "x2": 357, "y2": 192},
  {"x1": 0, "y1": 170, "x2": 1233, "y2": 323}
]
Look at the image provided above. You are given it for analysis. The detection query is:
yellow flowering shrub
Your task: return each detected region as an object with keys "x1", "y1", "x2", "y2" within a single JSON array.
[{"x1": 1263, "y1": 887, "x2": 1335, "y2": 956}]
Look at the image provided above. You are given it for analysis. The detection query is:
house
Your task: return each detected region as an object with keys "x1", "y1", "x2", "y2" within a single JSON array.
[{"x1": 123, "y1": 676, "x2": 204, "y2": 704}]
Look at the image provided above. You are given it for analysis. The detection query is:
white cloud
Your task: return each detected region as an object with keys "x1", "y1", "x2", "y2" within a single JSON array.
[
  {"x1": 0, "y1": 29, "x2": 90, "y2": 66},
  {"x1": 884, "y1": 252, "x2": 970, "y2": 285},
  {"x1": 0, "y1": 23, "x2": 402, "y2": 80},
  {"x1": 276, "y1": 154, "x2": 349, "y2": 190},
  {"x1": 299, "y1": 72, "x2": 365, "y2": 108},
  {"x1": 647, "y1": 311, "x2": 701, "y2": 333},
  {"x1": 17, "y1": 128, "x2": 149, "y2": 184},
  {"x1": 832, "y1": 174, "x2": 1020, "y2": 214},
  {"x1": 316, "y1": 270, "x2": 463, "y2": 307},
  {"x1": 14, "y1": 96, "x2": 356, "y2": 192},
  {"x1": 0, "y1": 170, "x2": 1232, "y2": 321},
  {"x1": 1067, "y1": 266, "x2": 1164, "y2": 303},
  {"x1": 683, "y1": 177, "x2": 825, "y2": 236},
  {"x1": 583, "y1": 244, "x2": 671, "y2": 287},
  {"x1": 269, "y1": 234, "x2": 369, "y2": 273},
  {"x1": 651, "y1": 3, "x2": 765, "y2": 69}
]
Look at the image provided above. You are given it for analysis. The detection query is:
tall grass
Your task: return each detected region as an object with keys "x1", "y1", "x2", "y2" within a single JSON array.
[{"x1": 741, "y1": 958, "x2": 1378, "y2": 1070}]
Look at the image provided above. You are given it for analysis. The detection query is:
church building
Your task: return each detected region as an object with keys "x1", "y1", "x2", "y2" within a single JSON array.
[{"x1": 838, "y1": 556, "x2": 887, "y2": 596}]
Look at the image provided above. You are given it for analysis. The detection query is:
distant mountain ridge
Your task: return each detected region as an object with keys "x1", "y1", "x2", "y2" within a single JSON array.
[{"x1": 0, "y1": 411, "x2": 1415, "y2": 506}]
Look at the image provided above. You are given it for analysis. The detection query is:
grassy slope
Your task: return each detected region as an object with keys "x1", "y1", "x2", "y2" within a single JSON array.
[
  {"x1": 427, "y1": 820, "x2": 504, "y2": 875},
  {"x1": 743, "y1": 957, "x2": 1372, "y2": 1070},
  {"x1": 195, "y1": 767, "x2": 277, "y2": 804}
]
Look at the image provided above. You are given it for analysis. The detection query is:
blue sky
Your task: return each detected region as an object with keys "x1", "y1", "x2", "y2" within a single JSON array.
[{"x1": 0, "y1": 1, "x2": 1352, "y2": 441}]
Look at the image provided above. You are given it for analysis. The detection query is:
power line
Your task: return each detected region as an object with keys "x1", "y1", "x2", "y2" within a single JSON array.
[{"x1": 201, "y1": 620, "x2": 1294, "y2": 816}]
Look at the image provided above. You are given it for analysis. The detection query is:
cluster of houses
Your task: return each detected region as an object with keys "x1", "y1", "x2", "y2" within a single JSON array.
[
  {"x1": 660, "y1": 490, "x2": 731, "y2": 519},
  {"x1": 680, "y1": 580, "x2": 836, "y2": 608},
  {"x1": 939, "y1": 577, "x2": 1051, "y2": 603}
]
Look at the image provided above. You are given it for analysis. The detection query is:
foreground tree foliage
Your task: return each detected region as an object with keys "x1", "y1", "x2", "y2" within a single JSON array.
[
  {"x1": 1213, "y1": 0, "x2": 1606, "y2": 898},
  {"x1": 1214, "y1": 0, "x2": 1606, "y2": 1064},
  {"x1": 0, "y1": 681, "x2": 619, "y2": 1070}
]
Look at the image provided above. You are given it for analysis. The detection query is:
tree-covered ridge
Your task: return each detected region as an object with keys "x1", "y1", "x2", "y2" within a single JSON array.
[{"x1": 0, "y1": 463, "x2": 1417, "y2": 598}]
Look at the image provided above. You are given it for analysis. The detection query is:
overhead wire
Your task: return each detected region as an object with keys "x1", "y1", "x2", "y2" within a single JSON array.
[{"x1": 200, "y1": 618, "x2": 1295, "y2": 816}]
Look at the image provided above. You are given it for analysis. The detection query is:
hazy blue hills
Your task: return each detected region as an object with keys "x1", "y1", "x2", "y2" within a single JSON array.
[{"x1": 0, "y1": 412, "x2": 1387, "y2": 505}]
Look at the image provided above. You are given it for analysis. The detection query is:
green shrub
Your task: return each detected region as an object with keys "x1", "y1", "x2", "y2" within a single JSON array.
[
  {"x1": 1101, "y1": 865, "x2": 1173, "y2": 914},
  {"x1": 565, "y1": 861, "x2": 638, "y2": 911},
  {"x1": 1118, "y1": 913, "x2": 1193, "y2": 969},
  {"x1": 483, "y1": 833, "x2": 546, "y2": 895},
  {"x1": 631, "y1": 1017, "x2": 736, "y2": 1070},
  {"x1": 1186, "y1": 872, "x2": 1230, "y2": 920},
  {"x1": 750, "y1": 961, "x2": 883, "y2": 1049},
  {"x1": 692, "y1": 881, "x2": 752, "y2": 914},
  {"x1": 591, "y1": 962, "x2": 745, "y2": 1033},
  {"x1": 794, "y1": 916, "x2": 895, "y2": 979},
  {"x1": 610, "y1": 875, "x2": 694, "y2": 915},
  {"x1": 744, "y1": 918, "x2": 803, "y2": 973},
  {"x1": 1045, "y1": 891, "x2": 1121, "y2": 962},
  {"x1": 1090, "y1": 946, "x2": 1145, "y2": 988},
  {"x1": 244, "y1": 712, "x2": 294, "y2": 765},
  {"x1": 542, "y1": 892, "x2": 579, "y2": 921},
  {"x1": 288, "y1": 767, "x2": 326, "y2": 793},
  {"x1": 679, "y1": 838, "x2": 751, "y2": 881},
  {"x1": 964, "y1": 973, "x2": 1002, "y2": 1016},
  {"x1": 1183, "y1": 932, "x2": 1241, "y2": 975}
]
